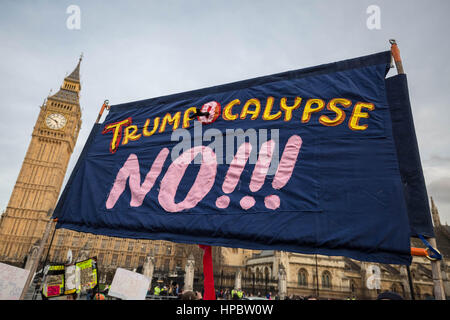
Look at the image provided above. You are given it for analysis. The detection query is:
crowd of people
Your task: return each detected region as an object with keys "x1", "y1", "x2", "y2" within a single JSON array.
[
  {"x1": 61, "y1": 285, "x2": 110, "y2": 300},
  {"x1": 149, "y1": 282, "x2": 406, "y2": 300},
  {"x1": 151, "y1": 281, "x2": 181, "y2": 297},
  {"x1": 150, "y1": 282, "x2": 266, "y2": 300},
  {"x1": 51, "y1": 281, "x2": 406, "y2": 300}
]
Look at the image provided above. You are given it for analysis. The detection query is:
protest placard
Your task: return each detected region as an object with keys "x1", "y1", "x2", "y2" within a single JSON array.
[
  {"x1": 64, "y1": 264, "x2": 78, "y2": 295},
  {"x1": 0, "y1": 262, "x2": 30, "y2": 300},
  {"x1": 76, "y1": 258, "x2": 97, "y2": 292},
  {"x1": 108, "y1": 268, "x2": 150, "y2": 300},
  {"x1": 42, "y1": 264, "x2": 65, "y2": 298}
]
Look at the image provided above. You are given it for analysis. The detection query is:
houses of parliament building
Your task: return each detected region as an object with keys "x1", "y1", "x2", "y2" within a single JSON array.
[{"x1": 0, "y1": 58, "x2": 448, "y2": 299}]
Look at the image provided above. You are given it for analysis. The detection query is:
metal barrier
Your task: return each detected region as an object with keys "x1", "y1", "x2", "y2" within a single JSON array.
[{"x1": 146, "y1": 294, "x2": 179, "y2": 300}]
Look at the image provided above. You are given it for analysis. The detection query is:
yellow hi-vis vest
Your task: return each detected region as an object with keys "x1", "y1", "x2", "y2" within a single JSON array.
[{"x1": 154, "y1": 286, "x2": 161, "y2": 295}]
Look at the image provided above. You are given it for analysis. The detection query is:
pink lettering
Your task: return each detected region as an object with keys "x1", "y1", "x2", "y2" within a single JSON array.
[
  {"x1": 272, "y1": 135, "x2": 302, "y2": 189},
  {"x1": 222, "y1": 142, "x2": 252, "y2": 194},
  {"x1": 249, "y1": 140, "x2": 275, "y2": 192},
  {"x1": 105, "y1": 149, "x2": 169, "y2": 209},
  {"x1": 158, "y1": 146, "x2": 217, "y2": 212}
]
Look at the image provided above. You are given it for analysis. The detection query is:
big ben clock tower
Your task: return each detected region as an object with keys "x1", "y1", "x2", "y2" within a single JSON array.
[{"x1": 0, "y1": 57, "x2": 83, "y2": 265}]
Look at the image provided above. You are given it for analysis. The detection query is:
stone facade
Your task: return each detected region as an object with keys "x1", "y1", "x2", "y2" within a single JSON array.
[
  {"x1": 238, "y1": 250, "x2": 443, "y2": 299},
  {"x1": 0, "y1": 58, "x2": 82, "y2": 266},
  {"x1": 216, "y1": 202, "x2": 450, "y2": 300}
]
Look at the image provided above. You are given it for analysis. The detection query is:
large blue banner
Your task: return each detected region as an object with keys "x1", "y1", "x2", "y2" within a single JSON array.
[{"x1": 54, "y1": 51, "x2": 415, "y2": 265}]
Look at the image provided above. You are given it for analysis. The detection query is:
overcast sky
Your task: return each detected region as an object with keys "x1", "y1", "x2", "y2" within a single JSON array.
[{"x1": 1, "y1": 0, "x2": 449, "y2": 226}]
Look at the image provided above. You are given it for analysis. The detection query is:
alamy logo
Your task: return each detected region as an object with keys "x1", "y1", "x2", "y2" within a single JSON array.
[
  {"x1": 66, "y1": 5, "x2": 81, "y2": 30},
  {"x1": 366, "y1": 265, "x2": 381, "y2": 289},
  {"x1": 366, "y1": 5, "x2": 381, "y2": 30}
]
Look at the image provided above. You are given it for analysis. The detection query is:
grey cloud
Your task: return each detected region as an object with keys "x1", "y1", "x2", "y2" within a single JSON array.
[{"x1": 428, "y1": 178, "x2": 450, "y2": 204}]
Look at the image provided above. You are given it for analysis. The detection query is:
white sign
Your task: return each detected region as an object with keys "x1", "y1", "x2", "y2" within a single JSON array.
[
  {"x1": 0, "y1": 262, "x2": 30, "y2": 300},
  {"x1": 64, "y1": 264, "x2": 79, "y2": 294},
  {"x1": 108, "y1": 268, "x2": 150, "y2": 300}
]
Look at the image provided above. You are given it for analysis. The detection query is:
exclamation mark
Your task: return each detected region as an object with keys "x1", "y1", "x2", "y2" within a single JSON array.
[
  {"x1": 215, "y1": 134, "x2": 302, "y2": 211},
  {"x1": 215, "y1": 142, "x2": 252, "y2": 209},
  {"x1": 240, "y1": 140, "x2": 276, "y2": 210},
  {"x1": 265, "y1": 135, "x2": 302, "y2": 210}
]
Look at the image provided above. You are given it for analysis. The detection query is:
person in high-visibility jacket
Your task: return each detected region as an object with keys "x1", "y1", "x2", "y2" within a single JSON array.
[
  {"x1": 154, "y1": 284, "x2": 161, "y2": 296},
  {"x1": 232, "y1": 289, "x2": 242, "y2": 299}
]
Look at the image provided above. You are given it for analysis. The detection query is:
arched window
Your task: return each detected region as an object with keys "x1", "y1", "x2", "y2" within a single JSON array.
[
  {"x1": 264, "y1": 267, "x2": 270, "y2": 281},
  {"x1": 298, "y1": 269, "x2": 308, "y2": 287},
  {"x1": 321, "y1": 271, "x2": 332, "y2": 288},
  {"x1": 256, "y1": 269, "x2": 262, "y2": 283},
  {"x1": 391, "y1": 283, "x2": 405, "y2": 297},
  {"x1": 350, "y1": 280, "x2": 357, "y2": 293},
  {"x1": 414, "y1": 286, "x2": 421, "y2": 300},
  {"x1": 391, "y1": 283, "x2": 400, "y2": 293}
]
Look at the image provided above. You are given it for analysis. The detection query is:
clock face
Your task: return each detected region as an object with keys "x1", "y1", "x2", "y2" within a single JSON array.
[{"x1": 45, "y1": 113, "x2": 67, "y2": 130}]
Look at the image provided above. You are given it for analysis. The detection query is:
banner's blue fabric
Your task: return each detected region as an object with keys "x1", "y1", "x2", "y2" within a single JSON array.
[
  {"x1": 386, "y1": 74, "x2": 434, "y2": 238},
  {"x1": 54, "y1": 51, "x2": 414, "y2": 265}
]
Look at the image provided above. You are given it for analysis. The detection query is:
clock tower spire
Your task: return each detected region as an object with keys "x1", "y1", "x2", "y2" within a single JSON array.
[{"x1": 0, "y1": 57, "x2": 83, "y2": 266}]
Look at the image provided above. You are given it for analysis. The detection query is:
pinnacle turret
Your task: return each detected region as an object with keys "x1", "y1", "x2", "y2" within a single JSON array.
[
  {"x1": 65, "y1": 54, "x2": 82, "y2": 82},
  {"x1": 48, "y1": 56, "x2": 82, "y2": 104}
]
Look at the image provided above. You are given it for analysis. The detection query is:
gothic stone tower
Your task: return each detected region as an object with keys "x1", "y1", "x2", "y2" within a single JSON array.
[{"x1": 0, "y1": 58, "x2": 82, "y2": 265}]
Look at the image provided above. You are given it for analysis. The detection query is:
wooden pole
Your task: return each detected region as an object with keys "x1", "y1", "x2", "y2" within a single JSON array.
[
  {"x1": 315, "y1": 254, "x2": 319, "y2": 297},
  {"x1": 406, "y1": 265, "x2": 416, "y2": 300},
  {"x1": 95, "y1": 100, "x2": 110, "y2": 124},
  {"x1": 198, "y1": 245, "x2": 215, "y2": 300},
  {"x1": 389, "y1": 39, "x2": 404, "y2": 74},
  {"x1": 428, "y1": 238, "x2": 446, "y2": 300},
  {"x1": 41, "y1": 218, "x2": 59, "y2": 272},
  {"x1": 390, "y1": 40, "x2": 446, "y2": 300},
  {"x1": 19, "y1": 212, "x2": 56, "y2": 300}
]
